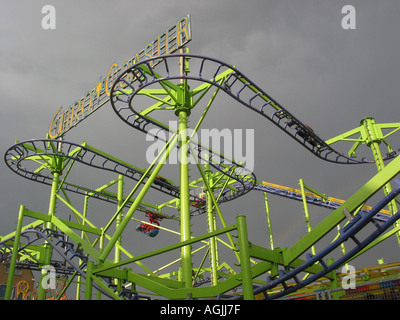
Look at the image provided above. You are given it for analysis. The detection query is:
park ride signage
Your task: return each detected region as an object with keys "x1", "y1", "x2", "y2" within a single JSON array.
[{"x1": 48, "y1": 15, "x2": 192, "y2": 139}]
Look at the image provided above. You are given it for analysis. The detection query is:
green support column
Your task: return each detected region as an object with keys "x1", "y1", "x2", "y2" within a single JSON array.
[
  {"x1": 205, "y1": 162, "x2": 218, "y2": 286},
  {"x1": 361, "y1": 117, "x2": 400, "y2": 245},
  {"x1": 99, "y1": 133, "x2": 178, "y2": 263},
  {"x1": 326, "y1": 117, "x2": 400, "y2": 247},
  {"x1": 327, "y1": 258, "x2": 341, "y2": 300},
  {"x1": 38, "y1": 169, "x2": 60, "y2": 300},
  {"x1": 176, "y1": 52, "x2": 193, "y2": 290},
  {"x1": 114, "y1": 174, "x2": 124, "y2": 291},
  {"x1": 4, "y1": 205, "x2": 25, "y2": 300},
  {"x1": 85, "y1": 261, "x2": 94, "y2": 300},
  {"x1": 283, "y1": 152, "x2": 400, "y2": 265},
  {"x1": 236, "y1": 215, "x2": 254, "y2": 300},
  {"x1": 178, "y1": 108, "x2": 192, "y2": 289},
  {"x1": 77, "y1": 194, "x2": 89, "y2": 299},
  {"x1": 264, "y1": 192, "x2": 275, "y2": 250},
  {"x1": 299, "y1": 179, "x2": 316, "y2": 255}
]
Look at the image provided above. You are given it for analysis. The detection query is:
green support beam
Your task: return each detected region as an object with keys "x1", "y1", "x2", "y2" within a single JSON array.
[
  {"x1": 37, "y1": 169, "x2": 60, "y2": 300},
  {"x1": 283, "y1": 152, "x2": 400, "y2": 265},
  {"x1": 4, "y1": 46, "x2": 400, "y2": 302},
  {"x1": 4, "y1": 205, "x2": 25, "y2": 300},
  {"x1": 236, "y1": 215, "x2": 254, "y2": 300},
  {"x1": 98, "y1": 133, "x2": 179, "y2": 263},
  {"x1": 326, "y1": 117, "x2": 400, "y2": 246},
  {"x1": 178, "y1": 107, "x2": 193, "y2": 288}
]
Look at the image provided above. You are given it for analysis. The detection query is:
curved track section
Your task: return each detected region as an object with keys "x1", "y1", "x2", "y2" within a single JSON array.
[
  {"x1": 0, "y1": 226, "x2": 116, "y2": 299},
  {"x1": 253, "y1": 183, "x2": 391, "y2": 222},
  {"x1": 110, "y1": 54, "x2": 397, "y2": 165},
  {"x1": 109, "y1": 55, "x2": 260, "y2": 205},
  {"x1": 4, "y1": 139, "x2": 254, "y2": 216},
  {"x1": 4, "y1": 139, "x2": 181, "y2": 217},
  {"x1": 240, "y1": 184, "x2": 400, "y2": 300}
]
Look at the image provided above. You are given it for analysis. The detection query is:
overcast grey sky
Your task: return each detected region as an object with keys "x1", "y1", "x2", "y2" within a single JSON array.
[{"x1": 1, "y1": 0, "x2": 400, "y2": 277}]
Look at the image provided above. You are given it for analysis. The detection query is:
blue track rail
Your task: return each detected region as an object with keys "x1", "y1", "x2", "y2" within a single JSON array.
[
  {"x1": 242, "y1": 183, "x2": 400, "y2": 300},
  {"x1": 3, "y1": 53, "x2": 399, "y2": 300}
]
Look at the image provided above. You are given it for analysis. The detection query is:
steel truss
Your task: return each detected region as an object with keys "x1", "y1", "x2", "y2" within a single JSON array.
[{"x1": 2, "y1": 54, "x2": 400, "y2": 300}]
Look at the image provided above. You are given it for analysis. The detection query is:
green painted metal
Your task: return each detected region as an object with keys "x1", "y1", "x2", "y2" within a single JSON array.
[
  {"x1": 85, "y1": 261, "x2": 94, "y2": 300},
  {"x1": 299, "y1": 179, "x2": 316, "y2": 256},
  {"x1": 3, "y1": 134, "x2": 400, "y2": 299},
  {"x1": 98, "y1": 133, "x2": 179, "y2": 263},
  {"x1": 236, "y1": 215, "x2": 254, "y2": 300},
  {"x1": 326, "y1": 117, "x2": 400, "y2": 246},
  {"x1": 283, "y1": 152, "x2": 400, "y2": 265},
  {"x1": 263, "y1": 192, "x2": 275, "y2": 250},
  {"x1": 37, "y1": 169, "x2": 60, "y2": 300},
  {"x1": 4, "y1": 205, "x2": 25, "y2": 300},
  {"x1": 205, "y1": 162, "x2": 219, "y2": 286},
  {"x1": 3, "y1": 52, "x2": 400, "y2": 301},
  {"x1": 178, "y1": 107, "x2": 192, "y2": 288}
]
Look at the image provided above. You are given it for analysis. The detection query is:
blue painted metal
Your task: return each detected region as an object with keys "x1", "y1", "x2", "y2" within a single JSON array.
[
  {"x1": 3, "y1": 52, "x2": 400, "y2": 300},
  {"x1": 253, "y1": 183, "x2": 390, "y2": 222},
  {"x1": 249, "y1": 184, "x2": 400, "y2": 300}
]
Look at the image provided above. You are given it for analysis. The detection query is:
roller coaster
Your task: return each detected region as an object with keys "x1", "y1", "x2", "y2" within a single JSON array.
[{"x1": 2, "y1": 51, "x2": 400, "y2": 300}]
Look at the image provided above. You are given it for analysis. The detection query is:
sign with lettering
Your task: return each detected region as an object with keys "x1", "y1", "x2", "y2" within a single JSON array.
[{"x1": 48, "y1": 15, "x2": 191, "y2": 138}]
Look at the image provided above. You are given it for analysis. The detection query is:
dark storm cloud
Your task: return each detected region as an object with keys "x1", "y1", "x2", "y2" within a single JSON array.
[{"x1": 1, "y1": 0, "x2": 400, "y2": 272}]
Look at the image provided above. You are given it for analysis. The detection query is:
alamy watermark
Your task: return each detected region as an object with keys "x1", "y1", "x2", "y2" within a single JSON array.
[
  {"x1": 41, "y1": 5, "x2": 356, "y2": 32},
  {"x1": 38, "y1": 262, "x2": 357, "y2": 292},
  {"x1": 41, "y1": 5, "x2": 56, "y2": 30},
  {"x1": 341, "y1": 264, "x2": 356, "y2": 289},
  {"x1": 146, "y1": 121, "x2": 255, "y2": 172},
  {"x1": 341, "y1": 5, "x2": 356, "y2": 30},
  {"x1": 41, "y1": 265, "x2": 56, "y2": 290}
]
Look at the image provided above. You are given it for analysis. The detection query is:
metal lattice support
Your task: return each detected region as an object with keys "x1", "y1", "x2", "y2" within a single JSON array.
[
  {"x1": 2, "y1": 52, "x2": 400, "y2": 300},
  {"x1": 110, "y1": 54, "x2": 398, "y2": 165},
  {"x1": 250, "y1": 183, "x2": 400, "y2": 300}
]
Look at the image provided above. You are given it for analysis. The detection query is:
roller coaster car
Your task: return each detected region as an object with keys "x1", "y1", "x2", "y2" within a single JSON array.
[
  {"x1": 154, "y1": 176, "x2": 175, "y2": 189},
  {"x1": 136, "y1": 212, "x2": 163, "y2": 237},
  {"x1": 136, "y1": 223, "x2": 159, "y2": 237},
  {"x1": 145, "y1": 211, "x2": 164, "y2": 221},
  {"x1": 136, "y1": 218, "x2": 160, "y2": 238},
  {"x1": 297, "y1": 125, "x2": 319, "y2": 148},
  {"x1": 190, "y1": 197, "x2": 206, "y2": 208}
]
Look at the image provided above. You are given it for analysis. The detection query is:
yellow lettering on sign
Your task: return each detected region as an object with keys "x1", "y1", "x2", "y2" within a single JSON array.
[
  {"x1": 95, "y1": 77, "x2": 103, "y2": 100},
  {"x1": 83, "y1": 90, "x2": 93, "y2": 114},
  {"x1": 69, "y1": 100, "x2": 81, "y2": 126},
  {"x1": 153, "y1": 33, "x2": 163, "y2": 56},
  {"x1": 157, "y1": 32, "x2": 166, "y2": 56},
  {"x1": 61, "y1": 108, "x2": 71, "y2": 133},
  {"x1": 166, "y1": 24, "x2": 177, "y2": 54},
  {"x1": 47, "y1": 15, "x2": 191, "y2": 138},
  {"x1": 134, "y1": 52, "x2": 140, "y2": 64},
  {"x1": 177, "y1": 16, "x2": 190, "y2": 46},
  {"x1": 144, "y1": 43, "x2": 152, "y2": 59},
  {"x1": 48, "y1": 106, "x2": 62, "y2": 138}
]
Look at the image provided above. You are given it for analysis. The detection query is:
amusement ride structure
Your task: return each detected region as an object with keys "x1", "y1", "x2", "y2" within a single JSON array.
[{"x1": 1, "y1": 16, "x2": 400, "y2": 300}]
